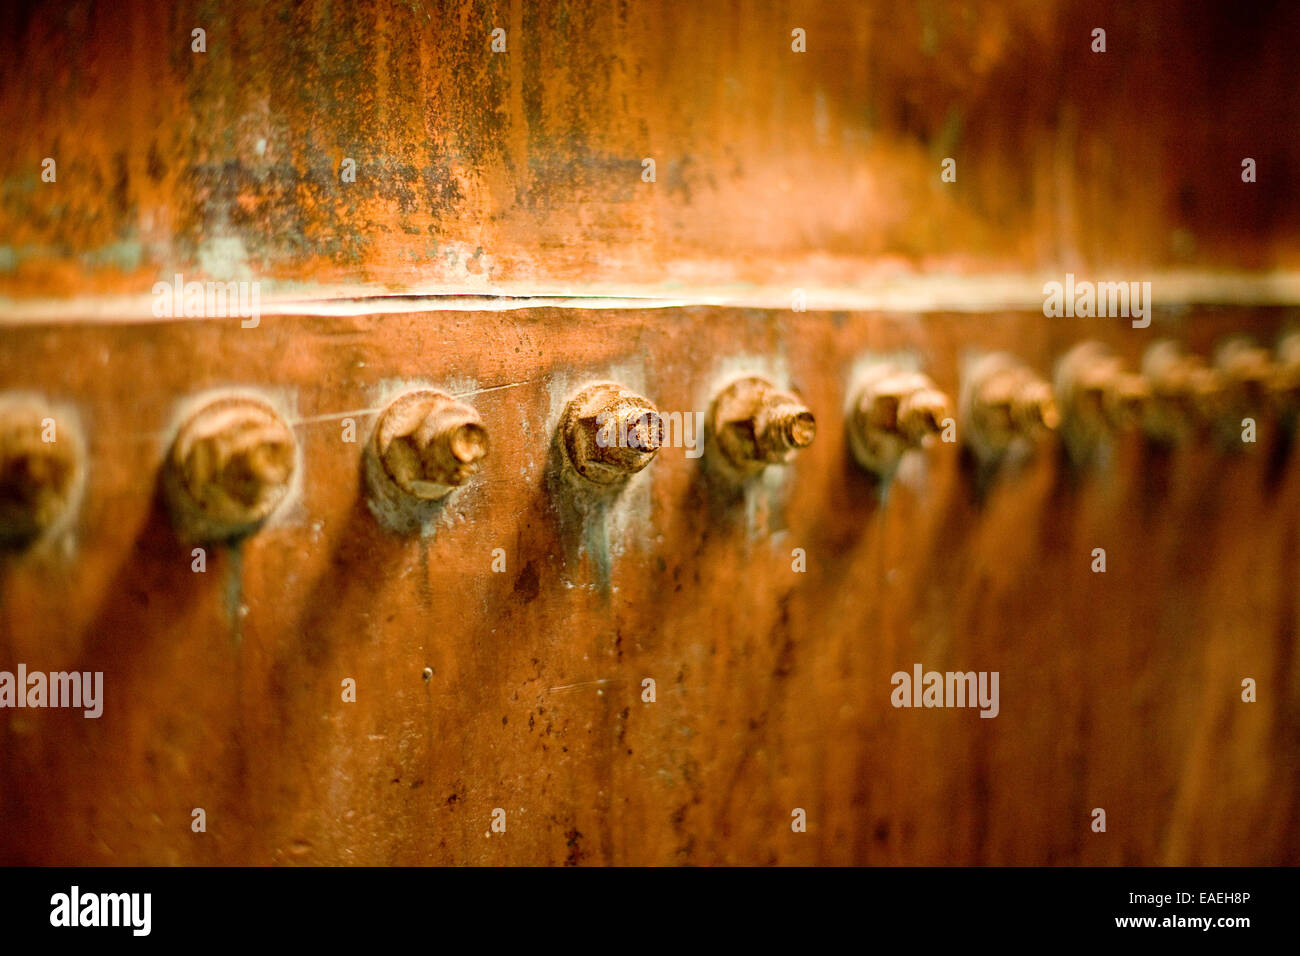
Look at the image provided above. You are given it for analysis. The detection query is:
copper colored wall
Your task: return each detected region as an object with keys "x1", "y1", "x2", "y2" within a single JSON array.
[
  {"x1": 2, "y1": 305, "x2": 1298, "y2": 865},
  {"x1": 1, "y1": 0, "x2": 1299, "y2": 866}
]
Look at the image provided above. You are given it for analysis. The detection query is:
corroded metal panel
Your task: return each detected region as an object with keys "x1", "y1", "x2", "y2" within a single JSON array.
[
  {"x1": 1, "y1": 0, "x2": 1298, "y2": 868},
  {"x1": 1, "y1": 305, "x2": 1296, "y2": 865}
]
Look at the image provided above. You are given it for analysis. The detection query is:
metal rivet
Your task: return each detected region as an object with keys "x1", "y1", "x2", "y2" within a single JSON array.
[
  {"x1": 0, "y1": 398, "x2": 82, "y2": 549},
  {"x1": 1141, "y1": 341, "x2": 1223, "y2": 442},
  {"x1": 962, "y1": 354, "x2": 1059, "y2": 460},
  {"x1": 373, "y1": 390, "x2": 488, "y2": 500},
  {"x1": 559, "y1": 383, "x2": 662, "y2": 485},
  {"x1": 708, "y1": 376, "x2": 816, "y2": 477},
  {"x1": 847, "y1": 364, "x2": 950, "y2": 476},
  {"x1": 164, "y1": 395, "x2": 296, "y2": 541},
  {"x1": 1215, "y1": 337, "x2": 1283, "y2": 420},
  {"x1": 1274, "y1": 330, "x2": 1300, "y2": 409},
  {"x1": 1055, "y1": 342, "x2": 1149, "y2": 458}
]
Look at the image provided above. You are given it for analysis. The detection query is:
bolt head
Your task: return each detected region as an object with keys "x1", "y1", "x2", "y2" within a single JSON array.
[
  {"x1": 375, "y1": 390, "x2": 488, "y2": 500},
  {"x1": 709, "y1": 376, "x2": 816, "y2": 475},
  {"x1": 561, "y1": 383, "x2": 662, "y2": 484},
  {"x1": 848, "y1": 367, "x2": 950, "y2": 475},
  {"x1": 963, "y1": 354, "x2": 1059, "y2": 460},
  {"x1": 0, "y1": 400, "x2": 82, "y2": 548},
  {"x1": 166, "y1": 395, "x2": 296, "y2": 541}
]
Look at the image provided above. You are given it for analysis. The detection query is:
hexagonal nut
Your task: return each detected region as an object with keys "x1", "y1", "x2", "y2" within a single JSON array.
[
  {"x1": 1141, "y1": 341, "x2": 1224, "y2": 440},
  {"x1": 1216, "y1": 338, "x2": 1275, "y2": 390},
  {"x1": 374, "y1": 390, "x2": 489, "y2": 500},
  {"x1": 560, "y1": 383, "x2": 663, "y2": 485},
  {"x1": 709, "y1": 376, "x2": 816, "y2": 476},
  {"x1": 1273, "y1": 330, "x2": 1300, "y2": 407},
  {"x1": 164, "y1": 395, "x2": 296, "y2": 541},
  {"x1": 1055, "y1": 341, "x2": 1149, "y2": 435},
  {"x1": 962, "y1": 354, "x2": 1058, "y2": 458},
  {"x1": 848, "y1": 366, "x2": 949, "y2": 475},
  {"x1": 0, "y1": 399, "x2": 83, "y2": 548}
]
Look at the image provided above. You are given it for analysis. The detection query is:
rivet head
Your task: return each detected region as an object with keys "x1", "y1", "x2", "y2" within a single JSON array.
[
  {"x1": 373, "y1": 390, "x2": 488, "y2": 500},
  {"x1": 1055, "y1": 342, "x2": 1150, "y2": 445},
  {"x1": 560, "y1": 383, "x2": 662, "y2": 485},
  {"x1": 1215, "y1": 337, "x2": 1283, "y2": 420},
  {"x1": 0, "y1": 399, "x2": 82, "y2": 548},
  {"x1": 164, "y1": 395, "x2": 296, "y2": 541},
  {"x1": 963, "y1": 354, "x2": 1059, "y2": 459},
  {"x1": 1216, "y1": 338, "x2": 1275, "y2": 388},
  {"x1": 848, "y1": 365, "x2": 950, "y2": 475},
  {"x1": 1275, "y1": 331, "x2": 1300, "y2": 407},
  {"x1": 1141, "y1": 341, "x2": 1224, "y2": 441},
  {"x1": 709, "y1": 376, "x2": 816, "y2": 476}
]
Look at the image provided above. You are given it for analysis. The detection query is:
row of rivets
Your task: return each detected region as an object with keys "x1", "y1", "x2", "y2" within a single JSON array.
[
  {"x1": 3, "y1": 334, "x2": 1299, "y2": 548},
  {"x1": 557, "y1": 377, "x2": 818, "y2": 485}
]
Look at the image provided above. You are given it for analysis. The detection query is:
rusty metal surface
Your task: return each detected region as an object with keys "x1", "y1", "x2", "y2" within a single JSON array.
[
  {"x1": 2, "y1": 0, "x2": 1299, "y2": 868},
  {"x1": 2, "y1": 0, "x2": 1299, "y2": 301},
  {"x1": 2, "y1": 305, "x2": 1297, "y2": 865}
]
